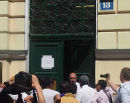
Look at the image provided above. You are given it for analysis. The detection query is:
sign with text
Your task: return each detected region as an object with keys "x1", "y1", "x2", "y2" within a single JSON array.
[
  {"x1": 41, "y1": 55, "x2": 54, "y2": 69},
  {"x1": 100, "y1": 1, "x2": 113, "y2": 10}
]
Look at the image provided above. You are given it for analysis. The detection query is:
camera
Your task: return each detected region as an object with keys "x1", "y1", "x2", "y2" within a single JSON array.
[{"x1": 100, "y1": 73, "x2": 109, "y2": 79}]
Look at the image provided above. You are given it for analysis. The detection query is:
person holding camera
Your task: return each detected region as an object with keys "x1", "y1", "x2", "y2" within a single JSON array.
[
  {"x1": 0, "y1": 71, "x2": 46, "y2": 103},
  {"x1": 31, "y1": 74, "x2": 46, "y2": 103},
  {"x1": 91, "y1": 80, "x2": 113, "y2": 103},
  {"x1": 106, "y1": 67, "x2": 130, "y2": 103}
]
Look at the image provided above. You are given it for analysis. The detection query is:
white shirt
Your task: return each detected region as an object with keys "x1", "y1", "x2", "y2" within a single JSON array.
[
  {"x1": 76, "y1": 85, "x2": 97, "y2": 103},
  {"x1": 9, "y1": 92, "x2": 28, "y2": 103},
  {"x1": 76, "y1": 82, "x2": 81, "y2": 93},
  {"x1": 91, "y1": 89, "x2": 113, "y2": 103},
  {"x1": 42, "y1": 88, "x2": 60, "y2": 103}
]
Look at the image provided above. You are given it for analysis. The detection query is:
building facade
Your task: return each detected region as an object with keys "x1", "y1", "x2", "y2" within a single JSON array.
[{"x1": 0, "y1": 0, "x2": 130, "y2": 85}]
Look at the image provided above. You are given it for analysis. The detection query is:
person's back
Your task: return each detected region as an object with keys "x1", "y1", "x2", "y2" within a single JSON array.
[
  {"x1": 76, "y1": 75, "x2": 96, "y2": 103},
  {"x1": 61, "y1": 83, "x2": 79, "y2": 103},
  {"x1": 115, "y1": 81, "x2": 130, "y2": 103},
  {"x1": 77, "y1": 85, "x2": 96, "y2": 103},
  {"x1": 42, "y1": 88, "x2": 60, "y2": 103},
  {"x1": 61, "y1": 93, "x2": 79, "y2": 103},
  {"x1": 41, "y1": 77, "x2": 61, "y2": 103},
  {"x1": 59, "y1": 81, "x2": 69, "y2": 97}
]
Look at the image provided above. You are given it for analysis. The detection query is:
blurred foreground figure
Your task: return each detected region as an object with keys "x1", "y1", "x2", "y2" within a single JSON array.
[
  {"x1": 106, "y1": 67, "x2": 130, "y2": 103},
  {"x1": 0, "y1": 71, "x2": 46, "y2": 103}
]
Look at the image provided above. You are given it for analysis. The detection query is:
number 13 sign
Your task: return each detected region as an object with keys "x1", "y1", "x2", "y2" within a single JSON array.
[{"x1": 100, "y1": 1, "x2": 113, "y2": 10}]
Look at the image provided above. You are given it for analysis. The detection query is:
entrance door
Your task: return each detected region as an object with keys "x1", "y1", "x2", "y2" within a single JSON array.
[
  {"x1": 29, "y1": 40, "x2": 63, "y2": 89},
  {"x1": 63, "y1": 39, "x2": 95, "y2": 86},
  {"x1": 29, "y1": 0, "x2": 96, "y2": 88}
]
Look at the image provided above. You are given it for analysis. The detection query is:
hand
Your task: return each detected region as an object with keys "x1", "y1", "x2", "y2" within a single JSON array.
[
  {"x1": 106, "y1": 73, "x2": 110, "y2": 83},
  {"x1": 6, "y1": 76, "x2": 15, "y2": 84},
  {"x1": 32, "y1": 75, "x2": 41, "y2": 89}
]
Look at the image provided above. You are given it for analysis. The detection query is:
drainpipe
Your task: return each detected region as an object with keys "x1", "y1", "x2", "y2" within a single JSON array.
[{"x1": 25, "y1": 0, "x2": 30, "y2": 73}]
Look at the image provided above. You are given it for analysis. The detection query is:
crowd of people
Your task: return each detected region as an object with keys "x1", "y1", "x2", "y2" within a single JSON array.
[{"x1": 0, "y1": 67, "x2": 130, "y2": 103}]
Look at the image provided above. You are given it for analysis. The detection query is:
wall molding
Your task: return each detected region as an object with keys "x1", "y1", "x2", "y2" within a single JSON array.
[
  {"x1": 96, "y1": 49, "x2": 130, "y2": 60},
  {"x1": 0, "y1": 50, "x2": 27, "y2": 61},
  {"x1": 1, "y1": 49, "x2": 130, "y2": 61}
]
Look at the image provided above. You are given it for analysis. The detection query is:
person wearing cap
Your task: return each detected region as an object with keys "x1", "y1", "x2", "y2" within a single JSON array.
[
  {"x1": 76, "y1": 75, "x2": 96, "y2": 103},
  {"x1": 69, "y1": 72, "x2": 81, "y2": 93}
]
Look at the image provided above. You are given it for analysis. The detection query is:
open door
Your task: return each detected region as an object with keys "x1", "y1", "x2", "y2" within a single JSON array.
[{"x1": 63, "y1": 39, "x2": 95, "y2": 87}]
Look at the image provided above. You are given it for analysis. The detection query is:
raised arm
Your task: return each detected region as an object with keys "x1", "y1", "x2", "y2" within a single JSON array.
[
  {"x1": 32, "y1": 75, "x2": 46, "y2": 103},
  {"x1": 106, "y1": 74, "x2": 119, "y2": 92}
]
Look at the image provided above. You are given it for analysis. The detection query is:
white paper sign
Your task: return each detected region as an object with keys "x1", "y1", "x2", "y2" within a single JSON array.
[{"x1": 41, "y1": 55, "x2": 54, "y2": 69}]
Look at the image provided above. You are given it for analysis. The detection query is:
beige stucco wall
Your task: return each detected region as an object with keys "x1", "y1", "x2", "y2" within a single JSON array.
[
  {"x1": 0, "y1": 60, "x2": 26, "y2": 82},
  {"x1": 96, "y1": 0, "x2": 130, "y2": 84},
  {"x1": 96, "y1": 60, "x2": 130, "y2": 85},
  {"x1": 0, "y1": 1, "x2": 8, "y2": 16},
  {"x1": 0, "y1": 0, "x2": 26, "y2": 82},
  {"x1": 1, "y1": 0, "x2": 130, "y2": 84},
  {"x1": 9, "y1": 61, "x2": 26, "y2": 79}
]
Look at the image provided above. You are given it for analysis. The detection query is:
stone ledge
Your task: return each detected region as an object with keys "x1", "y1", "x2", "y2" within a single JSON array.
[
  {"x1": 98, "y1": 11, "x2": 115, "y2": 15},
  {"x1": 9, "y1": 0, "x2": 25, "y2": 2},
  {"x1": 118, "y1": 11, "x2": 130, "y2": 13},
  {"x1": 0, "y1": 50, "x2": 27, "y2": 60},
  {"x1": 98, "y1": 29, "x2": 130, "y2": 32},
  {"x1": 96, "y1": 49, "x2": 130, "y2": 60}
]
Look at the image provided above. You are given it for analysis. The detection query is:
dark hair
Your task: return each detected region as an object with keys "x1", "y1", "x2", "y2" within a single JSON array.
[
  {"x1": 1, "y1": 84, "x2": 25, "y2": 103},
  {"x1": 0, "y1": 71, "x2": 33, "y2": 103},
  {"x1": 40, "y1": 77, "x2": 53, "y2": 89},
  {"x1": 121, "y1": 67, "x2": 130, "y2": 81},
  {"x1": 15, "y1": 71, "x2": 32, "y2": 91},
  {"x1": 97, "y1": 80, "x2": 107, "y2": 89},
  {"x1": 59, "y1": 81, "x2": 69, "y2": 93},
  {"x1": 66, "y1": 83, "x2": 77, "y2": 94}
]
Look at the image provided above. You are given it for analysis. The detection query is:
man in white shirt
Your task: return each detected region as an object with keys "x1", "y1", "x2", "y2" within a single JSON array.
[
  {"x1": 41, "y1": 77, "x2": 61, "y2": 103},
  {"x1": 24, "y1": 77, "x2": 60, "y2": 103},
  {"x1": 76, "y1": 75, "x2": 96, "y2": 103},
  {"x1": 69, "y1": 72, "x2": 81, "y2": 93}
]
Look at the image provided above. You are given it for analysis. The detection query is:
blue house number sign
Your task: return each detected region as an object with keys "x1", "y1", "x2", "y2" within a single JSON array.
[{"x1": 100, "y1": 1, "x2": 113, "y2": 10}]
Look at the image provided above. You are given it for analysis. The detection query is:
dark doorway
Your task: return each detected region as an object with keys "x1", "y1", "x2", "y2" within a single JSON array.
[{"x1": 63, "y1": 39, "x2": 95, "y2": 86}]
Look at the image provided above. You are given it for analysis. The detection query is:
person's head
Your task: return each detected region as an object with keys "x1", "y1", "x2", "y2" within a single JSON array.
[
  {"x1": 59, "y1": 81, "x2": 69, "y2": 93},
  {"x1": 79, "y1": 75, "x2": 89, "y2": 87},
  {"x1": 120, "y1": 67, "x2": 130, "y2": 83},
  {"x1": 69, "y1": 72, "x2": 77, "y2": 84},
  {"x1": 40, "y1": 77, "x2": 53, "y2": 89},
  {"x1": 96, "y1": 80, "x2": 107, "y2": 91},
  {"x1": 66, "y1": 83, "x2": 77, "y2": 94}
]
